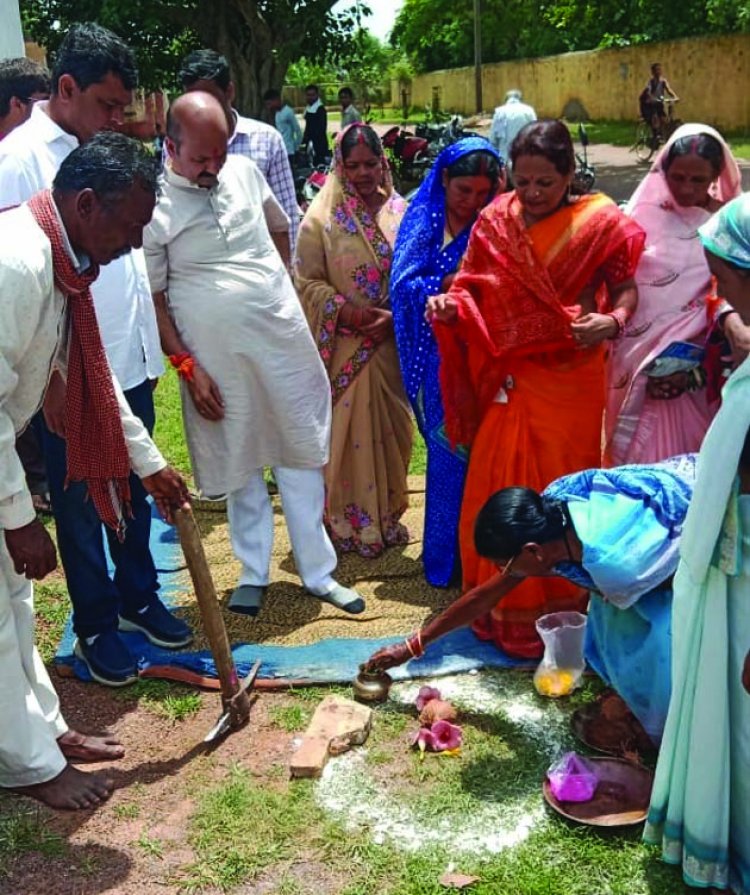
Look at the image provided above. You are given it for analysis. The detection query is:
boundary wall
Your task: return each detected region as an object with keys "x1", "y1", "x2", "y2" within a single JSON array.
[{"x1": 393, "y1": 34, "x2": 750, "y2": 130}]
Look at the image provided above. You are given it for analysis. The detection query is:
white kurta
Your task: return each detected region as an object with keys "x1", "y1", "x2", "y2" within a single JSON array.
[{"x1": 144, "y1": 156, "x2": 331, "y2": 496}]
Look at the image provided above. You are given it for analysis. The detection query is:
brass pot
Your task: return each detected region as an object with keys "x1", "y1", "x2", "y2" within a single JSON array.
[{"x1": 352, "y1": 665, "x2": 392, "y2": 703}]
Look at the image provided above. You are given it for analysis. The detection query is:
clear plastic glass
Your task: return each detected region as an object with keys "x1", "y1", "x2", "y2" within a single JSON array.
[{"x1": 533, "y1": 610, "x2": 587, "y2": 697}]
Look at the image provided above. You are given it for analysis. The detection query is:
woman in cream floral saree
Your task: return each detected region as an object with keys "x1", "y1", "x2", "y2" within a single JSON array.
[{"x1": 295, "y1": 124, "x2": 412, "y2": 557}]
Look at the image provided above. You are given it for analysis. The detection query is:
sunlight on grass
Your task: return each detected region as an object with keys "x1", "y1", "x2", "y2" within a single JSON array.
[
  {"x1": 169, "y1": 672, "x2": 690, "y2": 895},
  {"x1": 113, "y1": 679, "x2": 203, "y2": 723},
  {"x1": 35, "y1": 582, "x2": 70, "y2": 664},
  {"x1": 268, "y1": 704, "x2": 312, "y2": 733},
  {"x1": 179, "y1": 765, "x2": 320, "y2": 892}
]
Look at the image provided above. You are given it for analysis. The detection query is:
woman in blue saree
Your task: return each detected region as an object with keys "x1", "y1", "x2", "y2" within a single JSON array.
[
  {"x1": 644, "y1": 195, "x2": 750, "y2": 895},
  {"x1": 391, "y1": 138, "x2": 504, "y2": 586},
  {"x1": 366, "y1": 454, "x2": 696, "y2": 743}
]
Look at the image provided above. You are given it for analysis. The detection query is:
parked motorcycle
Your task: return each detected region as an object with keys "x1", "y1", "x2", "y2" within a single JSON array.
[
  {"x1": 381, "y1": 126, "x2": 432, "y2": 192},
  {"x1": 292, "y1": 143, "x2": 329, "y2": 212},
  {"x1": 573, "y1": 123, "x2": 596, "y2": 194}
]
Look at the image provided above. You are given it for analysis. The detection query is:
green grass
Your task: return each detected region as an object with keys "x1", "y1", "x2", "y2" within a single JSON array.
[
  {"x1": 267, "y1": 704, "x2": 312, "y2": 733},
  {"x1": 113, "y1": 802, "x2": 141, "y2": 820},
  {"x1": 167, "y1": 673, "x2": 691, "y2": 895},
  {"x1": 566, "y1": 119, "x2": 636, "y2": 147},
  {"x1": 34, "y1": 581, "x2": 71, "y2": 663},
  {"x1": 136, "y1": 831, "x2": 165, "y2": 859},
  {"x1": 0, "y1": 803, "x2": 65, "y2": 876},
  {"x1": 153, "y1": 368, "x2": 193, "y2": 480},
  {"x1": 112, "y1": 679, "x2": 203, "y2": 723},
  {"x1": 728, "y1": 135, "x2": 750, "y2": 160},
  {"x1": 178, "y1": 765, "x2": 320, "y2": 893}
]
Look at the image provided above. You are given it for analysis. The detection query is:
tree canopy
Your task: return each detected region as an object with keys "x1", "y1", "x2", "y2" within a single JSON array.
[
  {"x1": 392, "y1": 0, "x2": 750, "y2": 72},
  {"x1": 20, "y1": 0, "x2": 365, "y2": 114}
]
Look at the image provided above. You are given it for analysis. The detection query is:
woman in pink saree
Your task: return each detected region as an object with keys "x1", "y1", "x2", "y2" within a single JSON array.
[{"x1": 605, "y1": 124, "x2": 742, "y2": 466}]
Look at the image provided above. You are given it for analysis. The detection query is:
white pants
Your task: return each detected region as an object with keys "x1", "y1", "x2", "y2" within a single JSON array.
[
  {"x1": 0, "y1": 539, "x2": 67, "y2": 787},
  {"x1": 227, "y1": 467, "x2": 337, "y2": 595}
]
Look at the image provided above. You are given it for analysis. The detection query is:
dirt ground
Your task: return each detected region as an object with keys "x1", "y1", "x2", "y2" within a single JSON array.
[{"x1": 0, "y1": 676, "x2": 313, "y2": 895}]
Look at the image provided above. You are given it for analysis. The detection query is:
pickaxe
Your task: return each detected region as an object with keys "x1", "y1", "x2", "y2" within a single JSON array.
[{"x1": 174, "y1": 506, "x2": 259, "y2": 742}]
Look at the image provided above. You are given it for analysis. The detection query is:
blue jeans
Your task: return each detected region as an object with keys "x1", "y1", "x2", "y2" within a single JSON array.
[{"x1": 42, "y1": 379, "x2": 160, "y2": 639}]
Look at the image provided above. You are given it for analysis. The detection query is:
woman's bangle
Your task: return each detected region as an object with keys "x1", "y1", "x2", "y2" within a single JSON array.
[
  {"x1": 169, "y1": 352, "x2": 196, "y2": 382},
  {"x1": 605, "y1": 307, "x2": 631, "y2": 339},
  {"x1": 405, "y1": 630, "x2": 425, "y2": 659}
]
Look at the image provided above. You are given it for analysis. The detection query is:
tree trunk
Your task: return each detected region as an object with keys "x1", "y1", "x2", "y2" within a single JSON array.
[{"x1": 195, "y1": 0, "x2": 291, "y2": 117}]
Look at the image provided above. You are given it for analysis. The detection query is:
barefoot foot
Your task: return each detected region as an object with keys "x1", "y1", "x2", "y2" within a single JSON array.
[
  {"x1": 9, "y1": 764, "x2": 114, "y2": 810},
  {"x1": 58, "y1": 729, "x2": 124, "y2": 763}
]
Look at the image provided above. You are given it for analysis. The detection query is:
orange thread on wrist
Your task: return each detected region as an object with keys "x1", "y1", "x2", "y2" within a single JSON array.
[{"x1": 169, "y1": 353, "x2": 195, "y2": 382}]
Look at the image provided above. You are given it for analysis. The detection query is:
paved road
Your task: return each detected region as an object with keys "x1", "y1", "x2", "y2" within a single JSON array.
[
  {"x1": 364, "y1": 121, "x2": 750, "y2": 204},
  {"x1": 587, "y1": 143, "x2": 750, "y2": 203}
]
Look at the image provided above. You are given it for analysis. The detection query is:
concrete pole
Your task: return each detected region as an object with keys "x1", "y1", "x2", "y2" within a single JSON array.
[
  {"x1": 0, "y1": 0, "x2": 25, "y2": 59},
  {"x1": 473, "y1": 0, "x2": 482, "y2": 113}
]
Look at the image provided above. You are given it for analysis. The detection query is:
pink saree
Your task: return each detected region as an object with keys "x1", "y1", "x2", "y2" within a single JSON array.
[{"x1": 605, "y1": 124, "x2": 741, "y2": 466}]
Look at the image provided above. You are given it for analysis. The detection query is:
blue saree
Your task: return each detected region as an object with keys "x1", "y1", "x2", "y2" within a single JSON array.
[
  {"x1": 391, "y1": 137, "x2": 501, "y2": 587},
  {"x1": 544, "y1": 454, "x2": 697, "y2": 741}
]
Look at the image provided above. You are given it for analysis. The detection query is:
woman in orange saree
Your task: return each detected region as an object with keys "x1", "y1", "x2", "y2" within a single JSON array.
[{"x1": 428, "y1": 120, "x2": 646, "y2": 658}]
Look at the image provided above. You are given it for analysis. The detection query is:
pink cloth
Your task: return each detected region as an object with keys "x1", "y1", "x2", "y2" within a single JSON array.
[{"x1": 605, "y1": 124, "x2": 742, "y2": 466}]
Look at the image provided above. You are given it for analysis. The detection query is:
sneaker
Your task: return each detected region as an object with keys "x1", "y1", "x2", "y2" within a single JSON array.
[
  {"x1": 119, "y1": 599, "x2": 193, "y2": 649},
  {"x1": 74, "y1": 630, "x2": 139, "y2": 687}
]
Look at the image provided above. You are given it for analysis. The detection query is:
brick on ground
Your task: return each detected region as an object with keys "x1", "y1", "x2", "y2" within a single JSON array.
[{"x1": 290, "y1": 695, "x2": 373, "y2": 778}]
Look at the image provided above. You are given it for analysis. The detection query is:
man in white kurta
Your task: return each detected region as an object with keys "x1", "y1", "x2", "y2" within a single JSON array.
[
  {"x1": 0, "y1": 134, "x2": 188, "y2": 809},
  {"x1": 144, "y1": 92, "x2": 364, "y2": 616}
]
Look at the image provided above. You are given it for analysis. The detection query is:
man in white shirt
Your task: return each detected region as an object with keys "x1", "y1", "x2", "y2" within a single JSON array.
[
  {"x1": 0, "y1": 132, "x2": 188, "y2": 810},
  {"x1": 178, "y1": 50, "x2": 300, "y2": 254},
  {"x1": 0, "y1": 23, "x2": 192, "y2": 688},
  {"x1": 490, "y1": 89, "x2": 537, "y2": 166},
  {"x1": 144, "y1": 92, "x2": 364, "y2": 617}
]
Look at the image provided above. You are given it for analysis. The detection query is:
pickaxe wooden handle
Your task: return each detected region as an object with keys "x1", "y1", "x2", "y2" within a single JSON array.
[{"x1": 174, "y1": 506, "x2": 253, "y2": 734}]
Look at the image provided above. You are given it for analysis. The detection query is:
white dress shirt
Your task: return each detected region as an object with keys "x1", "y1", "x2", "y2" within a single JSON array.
[{"x1": 0, "y1": 102, "x2": 164, "y2": 390}]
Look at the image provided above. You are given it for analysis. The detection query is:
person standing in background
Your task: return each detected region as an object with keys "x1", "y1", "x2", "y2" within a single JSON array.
[
  {"x1": 263, "y1": 88, "x2": 302, "y2": 162},
  {"x1": 490, "y1": 90, "x2": 536, "y2": 171},
  {"x1": 338, "y1": 87, "x2": 362, "y2": 128},
  {"x1": 0, "y1": 58, "x2": 50, "y2": 140},
  {"x1": 302, "y1": 84, "x2": 329, "y2": 166}
]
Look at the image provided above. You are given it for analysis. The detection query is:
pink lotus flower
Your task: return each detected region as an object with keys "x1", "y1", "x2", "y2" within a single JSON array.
[
  {"x1": 430, "y1": 720, "x2": 463, "y2": 752},
  {"x1": 415, "y1": 685, "x2": 441, "y2": 712},
  {"x1": 411, "y1": 727, "x2": 434, "y2": 758}
]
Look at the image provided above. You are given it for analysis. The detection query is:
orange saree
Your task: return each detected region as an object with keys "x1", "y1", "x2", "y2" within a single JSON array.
[{"x1": 434, "y1": 192, "x2": 645, "y2": 658}]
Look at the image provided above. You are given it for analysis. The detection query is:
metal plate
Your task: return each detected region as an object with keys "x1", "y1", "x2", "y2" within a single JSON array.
[{"x1": 543, "y1": 757, "x2": 654, "y2": 827}]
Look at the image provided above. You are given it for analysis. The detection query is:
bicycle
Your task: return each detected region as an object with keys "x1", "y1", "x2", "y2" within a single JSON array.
[{"x1": 631, "y1": 97, "x2": 682, "y2": 163}]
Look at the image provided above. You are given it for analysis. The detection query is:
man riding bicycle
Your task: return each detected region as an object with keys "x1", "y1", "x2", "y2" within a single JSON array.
[{"x1": 639, "y1": 62, "x2": 679, "y2": 140}]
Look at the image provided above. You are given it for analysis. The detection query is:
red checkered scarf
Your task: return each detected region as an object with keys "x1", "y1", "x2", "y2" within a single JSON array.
[{"x1": 28, "y1": 190, "x2": 132, "y2": 538}]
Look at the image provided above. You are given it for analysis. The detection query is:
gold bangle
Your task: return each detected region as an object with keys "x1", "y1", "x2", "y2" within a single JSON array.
[
  {"x1": 415, "y1": 629, "x2": 425, "y2": 657},
  {"x1": 404, "y1": 637, "x2": 416, "y2": 659}
]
